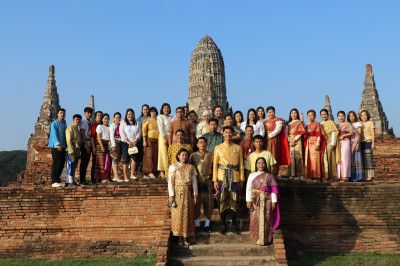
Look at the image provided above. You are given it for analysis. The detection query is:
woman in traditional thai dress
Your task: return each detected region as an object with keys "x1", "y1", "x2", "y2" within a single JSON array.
[
  {"x1": 246, "y1": 157, "x2": 280, "y2": 245},
  {"x1": 320, "y1": 109, "x2": 340, "y2": 180},
  {"x1": 348, "y1": 111, "x2": 364, "y2": 181},
  {"x1": 336, "y1": 111, "x2": 357, "y2": 182},
  {"x1": 166, "y1": 129, "x2": 193, "y2": 178},
  {"x1": 224, "y1": 114, "x2": 243, "y2": 144},
  {"x1": 359, "y1": 110, "x2": 375, "y2": 181},
  {"x1": 287, "y1": 109, "x2": 306, "y2": 179},
  {"x1": 168, "y1": 148, "x2": 198, "y2": 246},
  {"x1": 256, "y1": 106, "x2": 267, "y2": 123},
  {"x1": 142, "y1": 107, "x2": 159, "y2": 178},
  {"x1": 234, "y1": 111, "x2": 245, "y2": 142},
  {"x1": 264, "y1": 106, "x2": 290, "y2": 176},
  {"x1": 157, "y1": 103, "x2": 173, "y2": 178},
  {"x1": 137, "y1": 104, "x2": 149, "y2": 171},
  {"x1": 304, "y1": 110, "x2": 327, "y2": 182},
  {"x1": 109, "y1": 112, "x2": 124, "y2": 182},
  {"x1": 241, "y1": 108, "x2": 265, "y2": 137},
  {"x1": 195, "y1": 110, "x2": 211, "y2": 139},
  {"x1": 95, "y1": 113, "x2": 111, "y2": 182}
]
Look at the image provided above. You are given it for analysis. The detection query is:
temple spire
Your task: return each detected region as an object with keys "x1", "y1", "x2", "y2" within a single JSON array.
[
  {"x1": 89, "y1": 95, "x2": 95, "y2": 122},
  {"x1": 359, "y1": 64, "x2": 390, "y2": 136},
  {"x1": 324, "y1": 95, "x2": 334, "y2": 121}
]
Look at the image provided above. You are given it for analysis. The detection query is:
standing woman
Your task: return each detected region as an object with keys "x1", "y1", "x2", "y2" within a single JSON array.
[
  {"x1": 196, "y1": 110, "x2": 211, "y2": 138},
  {"x1": 120, "y1": 109, "x2": 142, "y2": 180},
  {"x1": 320, "y1": 109, "x2": 340, "y2": 180},
  {"x1": 241, "y1": 108, "x2": 265, "y2": 137},
  {"x1": 359, "y1": 110, "x2": 375, "y2": 181},
  {"x1": 256, "y1": 106, "x2": 267, "y2": 123},
  {"x1": 168, "y1": 148, "x2": 198, "y2": 246},
  {"x1": 348, "y1": 111, "x2": 364, "y2": 181},
  {"x1": 336, "y1": 111, "x2": 357, "y2": 182},
  {"x1": 188, "y1": 110, "x2": 199, "y2": 150},
  {"x1": 142, "y1": 107, "x2": 159, "y2": 178},
  {"x1": 157, "y1": 103, "x2": 173, "y2": 178},
  {"x1": 246, "y1": 157, "x2": 280, "y2": 245},
  {"x1": 109, "y1": 112, "x2": 124, "y2": 182},
  {"x1": 95, "y1": 113, "x2": 111, "y2": 183},
  {"x1": 304, "y1": 110, "x2": 327, "y2": 182},
  {"x1": 224, "y1": 114, "x2": 243, "y2": 144},
  {"x1": 264, "y1": 106, "x2": 290, "y2": 176},
  {"x1": 137, "y1": 104, "x2": 150, "y2": 123},
  {"x1": 287, "y1": 109, "x2": 306, "y2": 179},
  {"x1": 137, "y1": 104, "x2": 149, "y2": 172}
]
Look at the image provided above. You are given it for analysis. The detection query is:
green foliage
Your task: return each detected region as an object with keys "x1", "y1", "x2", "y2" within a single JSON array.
[
  {"x1": 0, "y1": 254, "x2": 157, "y2": 266},
  {"x1": 287, "y1": 252, "x2": 400, "y2": 266},
  {"x1": 0, "y1": 150, "x2": 27, "y2": 184}
]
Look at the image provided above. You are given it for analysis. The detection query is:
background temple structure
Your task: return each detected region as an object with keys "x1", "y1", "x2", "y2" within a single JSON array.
[
  {"x1": 22, "y1": 65, "x2": 61, "y2": 185},
  {"x1": 324, "y1": 95, "x2": 335, "y2": 121},
  {"x1": 359, "y1": 64, "x2": 390, "y2": 136},
  {"x1": 89, "y1": 95, "x2": 95, "y2": 122},
  {"x1": 188, "y1": 35, "x2": 230, "y2": 116}
]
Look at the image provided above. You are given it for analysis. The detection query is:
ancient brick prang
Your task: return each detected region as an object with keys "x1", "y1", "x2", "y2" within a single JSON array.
[
  {"x1": 22, "y1": 65, "x2": 61, "y2": 186},
  {"x1": 188, "y1": 35, "x2": 229, "y2": 117},
  {"x1": 89, "y1": 95, "x2": 95, "y2": 123},
  {"x1": 359, "y1": 64, "x2": 390, "y2": 136},
  {"x1": 324, "y1": 95, "x2": 334, "y2": 121}
]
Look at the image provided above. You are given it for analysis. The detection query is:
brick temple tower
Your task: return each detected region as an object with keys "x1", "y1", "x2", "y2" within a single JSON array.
[
  {"x1": 188, "y1": 35, "x2": 229, "y2": 117},
  {"x1": 23, "y1": 65, "x2": 61, "y2": 185},
  {"x1": 89, "y1": 94, "x2": 95, "y2": 122},
  {"x1": 359, "y1": 64, "x2": 389, "y2": 136},
  {"x1": 324, "y1": 95, "x2": 335, "y2": 121}
]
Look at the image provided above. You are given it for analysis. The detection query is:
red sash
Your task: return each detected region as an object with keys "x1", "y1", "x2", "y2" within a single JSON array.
[{"x1": 265, "y1": 118, "x2": 291, "y2": 166}]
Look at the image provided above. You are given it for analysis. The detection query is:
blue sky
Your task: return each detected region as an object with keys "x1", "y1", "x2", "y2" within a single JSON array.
[{"x1": 0, "y1": 0, "x2": 399, "y2": 151}]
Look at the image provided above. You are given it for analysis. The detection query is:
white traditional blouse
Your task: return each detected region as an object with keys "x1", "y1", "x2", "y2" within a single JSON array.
[
  {"x1": 167, "y1": 163, "x2": 198, "y2": 197},
  {"x1": 96, "y1": 125, "x2": 110, "y2": 141},
  {"x1": 246, "y1": 171, "x2": 277, "y2": 203},
  {"x1": 157, "y1": 115, "x2": 173, "y2": 138}
]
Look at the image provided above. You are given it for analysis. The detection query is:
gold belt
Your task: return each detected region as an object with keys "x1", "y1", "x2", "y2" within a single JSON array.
[{"x1": 176, "y1": 182, "x2": 191, "y2": 187}]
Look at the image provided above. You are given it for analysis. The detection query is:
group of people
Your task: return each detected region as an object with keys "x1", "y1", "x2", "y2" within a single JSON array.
[{"x1": 48, "y1": 103, "x2": 376, "y2": 246}]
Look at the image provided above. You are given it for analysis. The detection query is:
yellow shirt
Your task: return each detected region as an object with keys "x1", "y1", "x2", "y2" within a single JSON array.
[
  {"x1": 244, "y1": 150, "x2": 276, "y2": 172},
  {"x1": 142, "y1": 118, "x2": 159, "y2": 139},
  {"x1": 66, "y1": 125, "x2": 81, "y2": 154},
  {"x1": 212, "y1": 142, "x2": 245, "y2": 182},
  {"x1": 361, "y1": 121, "x2": 374, "y2": 142}
]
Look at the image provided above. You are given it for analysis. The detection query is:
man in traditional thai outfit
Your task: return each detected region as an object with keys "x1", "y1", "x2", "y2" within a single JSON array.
[
  {"x1": 169, "y1": 106, "x2": 194, "y2": 146},
  {"x1": 213, "y1": 126, "x2": 245, "y2": 234},
  {"x1": 66, "y1": 114, "x2": 82, "y2": 187},
  {"x1": 246, "y1": 157, "x2": 280, "y2": 245},
  {"x1": 240, "y1": 125, "x2": 255, "y2": 164},
  {"x1": 202, "y1": 119, "x2": 224, "y2": 153},
  {"x1": 245, "y1": 135, "x2": 276, "y2": 178},
  {"x1": 189, "y1": 137, "x2": 214, "y2": 233},
  {"x1": 264, "y1": 106, "x2": 290, "y2": 176},
  {"x1": 49, "y1": 108, "x2": 67, "y2": 188}
]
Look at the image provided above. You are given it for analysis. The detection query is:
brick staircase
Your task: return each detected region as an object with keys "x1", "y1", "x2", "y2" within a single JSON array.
[{"x1": 168, "y1": 199, "x2": 279, "y2": 265}]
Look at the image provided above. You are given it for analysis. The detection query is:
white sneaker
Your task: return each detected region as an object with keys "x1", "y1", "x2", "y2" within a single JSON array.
[{"x1": 51, "y1": 183, "x2": 64, "y2": 188}]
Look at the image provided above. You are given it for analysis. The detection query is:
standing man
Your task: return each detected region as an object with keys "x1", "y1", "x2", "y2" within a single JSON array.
[
  {"x1": 240, "y1": 125, "x2": 256, "y2": 164},
  {"x1": 213, "y1": 126, "x2": 245, "y2": 234},
  {"x1": 65, "y1": 114, "x2": 82, "y2": 187},
  {"x1": 202, "y1": 119, "x2": 224, "y2": 153},
  {"x1": 214, "y1": 106, "x2": 224, "y2": 132},
  {"x1": 169, "y1": 107, "x2": 194, "y2": 146},
  {"x1": 79, "y1": 107, "x2": 93, "y2": 185},
  {"x1": 189, "y1": 137, "x2": 214, "y2": 233},
  {"x1": 49, "y1": 108, "x2": 67, "y2": 188},
  {"x1": 244, "y1": 135, "x2": 276, "y2": 177}
]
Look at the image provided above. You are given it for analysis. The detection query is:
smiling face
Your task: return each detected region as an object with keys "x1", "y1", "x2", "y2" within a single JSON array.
[
  {"x1": 235, "y1": 113, "x2": 243, "y2": 124},
  {"x1": 150, "y1": 110, "x2": 157, "y2": 119},
  {"x1": 290, "y1": 110, "x2": 298, "y2": 121},
  {"x1": 267, "y1": 109, "x2": 275, "y2": 119},
  {"x1": 320, "y1": 111, "x2": 328, "y2": 121},
  {"x1": 176, "y1": 109, "x2": 184, "y2": 119},
  {"x1": 203, "y1": 114, "x2": 210, "y2": 122},
  {"x1": 307, "y1": 112, "x2": 315, "y2": 123},
  {"x1": 178, "y1": 151, "x2": 189, "y2": 163},
  {"x1": 337, "y1": 112, "x2": 346, "y2": 123},
  {"x1": 197, "y1": 138, "x2": 207, "y2": 151},
  {"x1": 57, "y1": 110, "x2": 66, "y2": 121},
  {"x1": 102, "y1": 115, "x2": 110, "y2": 126},
  {"x1": 73, "y1": 117, "x2": 81, "y2": 126},
  {"x1": 360, "y1": 111, "x2": 368, "y2": 122},
  {"x1": 114, "y1": 114, "x2": 121, "y2": 124},
  {"x1": 96, "y1": 112, "x2": 103, "y2": 123},
  {"x1": 163, "y1": 105, "x2": 170, "y2": 116},
  {"x1": 209, "y1": 120, "x2": 218, "y2": 132},
  {"x1": 257, "y1": 108, "x2": 265, "y2": 120},
  {"x1": 256, "y1": 158, "x2": 266, "y2": 172},
  {"x1": 245, "y1": 126, "x2": 254, "y2": 139},
  {"x1": 248, "y1": 111, "x2": 256, "y2": 123},
  {"x1": 142, "y1": 106, "x2": 149, "y2": 117},
  {"x1": 127, "y1": 111, "x2": 135, "y2": 121},
  {"x1": 214, "y1": 107, "x2": 223, "y2": 119},
  {"x1": 223, "y1": 128, "x2": 233, "y2": 141},
  {"x1": 224, "y1": 116, "x2": 233, "y2": 126},
  {"x1": 84, "y1": 111, "x2": 92, "y2": 120},
  {"x1": 349, "y1": 112, "x2": 357, "y2": 123},
  {"x1": 188, "y1": 112, "x2": 197, "y2": 122},
  {"x1": 176, "y1": 131, "x2": 184, "y2": 143}
]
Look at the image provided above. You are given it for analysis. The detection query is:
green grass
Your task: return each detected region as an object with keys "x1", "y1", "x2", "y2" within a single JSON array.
[
  {"x1": 287, "y1": 252, "x2": 400, "y2": 266},
  {"x1": 0, "y1": 254, "x2": 157, "y2": 266}
]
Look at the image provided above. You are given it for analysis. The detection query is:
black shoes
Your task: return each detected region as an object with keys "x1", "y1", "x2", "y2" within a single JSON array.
[
  {"x1": 203, "y1": 226, "x2": 211, "y2": 233},
  {"x1": 65, "y1": 182, "x2": 80, "y2": 187},
  {"x1": 195, "y1": 226, "x2": 201, "y2": 233},
  {"x1": 80, "y1": 181, "x2": 89, "y2": 186},
  {"x1": 220, "y1": 224, "x2": 227, "y2": 234}
]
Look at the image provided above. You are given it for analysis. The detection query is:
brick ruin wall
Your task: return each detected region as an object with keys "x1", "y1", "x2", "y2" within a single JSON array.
[
  {"x1": 0, "y1": 180, "x2": 171, "y2": 264},
  {"x1": 279, "y1": 182, "x2": 400, "y2": 254}
]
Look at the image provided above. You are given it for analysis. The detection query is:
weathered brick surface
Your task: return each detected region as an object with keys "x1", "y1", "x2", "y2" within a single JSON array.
[
  {"x1": 373, "y1": 138, "x2": 400, "y2": 181},
  {"x1": 279, "y1": 181, "x2": 400, "y2": 254},
  {"x1": 0, "y1": 180, "x2": 170, "y2": 264}
]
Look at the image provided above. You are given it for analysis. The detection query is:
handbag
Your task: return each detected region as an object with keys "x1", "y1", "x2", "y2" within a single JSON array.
[{"x1": 128, "y1": 146, "x2": 138, "y2": 155}]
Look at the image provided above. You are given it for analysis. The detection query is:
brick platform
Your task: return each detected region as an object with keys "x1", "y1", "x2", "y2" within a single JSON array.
[
  {"x1": 279, "y1": 181, "x2": 400, "y2": 254},
  {"x1": 0, "y1": 180, "x2": 171, "y2": 265}
]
